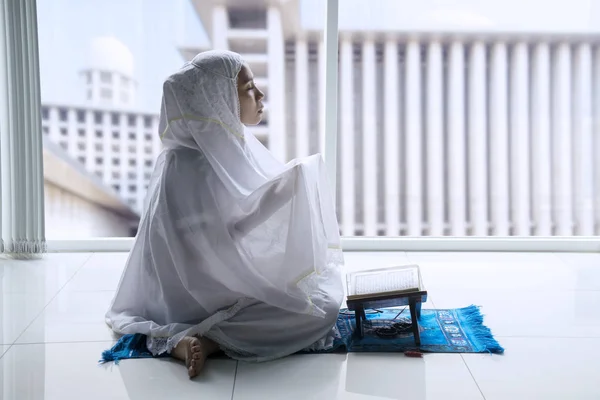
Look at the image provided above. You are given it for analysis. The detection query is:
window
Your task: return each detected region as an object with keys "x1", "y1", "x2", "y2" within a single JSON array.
[
  {"x1": 59, "y1": 108, "x2": 68, "y2": 121},
  {"x1": 95, "y1": 157, "x2": 103, "y2": 165},
  {"x1": 78, "y1": 156, "x2": 86, "y2": 164},
  {"x1": 59, "y1": 141, "x2": 68, "y2": 149},
  {"x1": 95, "y1": 171, "x2": 103, "y2": 178},
  {"x1": 128, "y1": 185, "x2": 137, "y2": 193},
  {"x1": 60, "y1": 128, "x2": 67, "y2": 136},
  {"x1": 37, "y1": 0, "x2": 322, "y2": 240},
  {"x1": 100, "y1": 88, "x2": 112, "y2": 99},
  {"x1": 322, "y1": 2, "x2": 600, "y2": 239},
  {"x1": 228, "y1": 9, "x2": 267, "y2": 29},
  {"x1": 42, "y1": 126, "x2": 49, "y2": 135},
  {"x1": 100, "y1": 71, "x2": 112, "y2": 83},
  {"x1": 113, "y1": 184, "x2": 120, "y2": 192},
  {"x1": 30, "y1": 0, "x2": 600, "y2": 245}
]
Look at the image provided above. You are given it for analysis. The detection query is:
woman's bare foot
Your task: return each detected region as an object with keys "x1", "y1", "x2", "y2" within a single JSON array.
[{"x1": 171, "y1": 336, "x2": 219, "y2": 378}]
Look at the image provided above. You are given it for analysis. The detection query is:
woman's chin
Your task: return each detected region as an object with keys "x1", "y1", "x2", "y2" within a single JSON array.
[{"x1": 244, "y1": 117, "x2": 262, "y2": 126}]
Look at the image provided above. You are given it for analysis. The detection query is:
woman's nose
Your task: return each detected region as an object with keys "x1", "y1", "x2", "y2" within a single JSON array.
[{"x1": 257, "y1": 88, "x2": 265, "y2": 100}]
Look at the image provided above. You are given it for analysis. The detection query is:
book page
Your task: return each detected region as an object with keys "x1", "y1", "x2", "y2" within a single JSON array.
[{"x1": 352, "y1": 267, "x2": 419, "y2": 296}]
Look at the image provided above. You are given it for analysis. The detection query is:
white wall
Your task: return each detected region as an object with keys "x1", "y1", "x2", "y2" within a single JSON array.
[{"x1": 44, "y1": 183, "x2": 133, "y2": 238}]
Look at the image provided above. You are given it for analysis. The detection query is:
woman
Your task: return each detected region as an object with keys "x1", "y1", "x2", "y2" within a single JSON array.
[{"x1": 106, "y1": 50, "x2": 344, "y2": 378}]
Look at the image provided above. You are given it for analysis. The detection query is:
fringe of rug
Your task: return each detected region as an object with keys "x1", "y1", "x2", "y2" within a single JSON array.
[
  {"x1": 457, "y1": 305, "x2": 504, "y2": 354},
  {"x1": 99, "y1": 334, "x2": 157, "y2": 365}
]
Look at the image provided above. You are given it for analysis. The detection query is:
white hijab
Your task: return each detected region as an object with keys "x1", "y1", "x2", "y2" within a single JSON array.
[{"x1": 107, "y1": 50, "x2": 343, "y2": 355}]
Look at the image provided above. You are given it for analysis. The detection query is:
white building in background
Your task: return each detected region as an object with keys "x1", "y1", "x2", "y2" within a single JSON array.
[
  {"x1": 185, "y1": 0, "x2": 600, "y2": 237},
  {"x1": 81, "y1": 37, "x2": 138, "y2": 108},
  {"x1": 41, "y1": 37, "x2": 161, "y2": 215},
  {"x1": 43, "y1": 138, "x2": 139, "y2": 238}
]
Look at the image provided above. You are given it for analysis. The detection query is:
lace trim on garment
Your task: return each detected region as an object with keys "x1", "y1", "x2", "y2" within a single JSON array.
[
  {"x1": 301, "y1": 325, "x2": 340, "y2": 353},
  {"x1": 146, "y1": 249, "x2": 343, "y2": 356},
  {"x1": 145, "y1": 297, "x2": 258, "y2": 356}
]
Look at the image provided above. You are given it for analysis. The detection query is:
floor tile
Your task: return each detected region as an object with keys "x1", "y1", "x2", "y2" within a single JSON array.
[
  {"x1": 16, "y1": 290, "x2": 118, "y2": 344},
  {"x1": 0, "y1": 253, "x2": 91, "y2": 300},
  {"x1": 0, "y1": 342, "x2": 237, "y2": 400},
  {"x1": 2, "y1": 250, "x2": 599, "y2": 399},
  {"x1": 430, "y1": 288, "x2": 600, "y2": 338},
  {"x1": 463, "y1": 337, "x2": 600, "y2": 400},
  {"x1": 233, "y1": 353, "x2": 483, "y2": 400},
  {"x1": 116, "y1": 356, "x2": 237, "y2": 400},
  {"x1": 406, "y1": 252, "x2": 579, "y2": 291},
  {"x1": 0, "y1": 292, "x2": 50, "y2": 345},
  {"x1": 64, "y1": 253, "x2": 127, "y2": 291},
  {"x1": 554, "y1": 253, "x2": 600, "y2": 290}
]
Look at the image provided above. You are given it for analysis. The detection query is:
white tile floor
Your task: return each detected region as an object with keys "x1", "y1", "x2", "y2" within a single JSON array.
[{"x1": 1, "y1": 251, "x2": 599, "y2": 399}]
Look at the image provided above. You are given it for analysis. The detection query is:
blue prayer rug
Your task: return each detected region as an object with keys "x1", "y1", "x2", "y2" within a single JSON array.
[
  {"x1": 303, "y1": 305, "x2": 504, "y2": 354},
  {"x1": 100, "y1": 305, "x2": 503, "y2": 364}
]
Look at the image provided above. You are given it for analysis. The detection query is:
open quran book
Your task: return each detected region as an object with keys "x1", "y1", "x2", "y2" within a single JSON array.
[{"x1": 347, "y1": 264, "x2": 424, "y2": 301}]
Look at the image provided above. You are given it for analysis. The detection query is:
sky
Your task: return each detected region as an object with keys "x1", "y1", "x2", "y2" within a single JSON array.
[
  {"x1": 302, "y1": 0, "x2": 600, "y2": 32},
  {"x1": 37, "y1": 0, "x2": 600, "y2": 114},
  {"x1": 37, "y1": 0, "x2": 208, "y2": 113}
]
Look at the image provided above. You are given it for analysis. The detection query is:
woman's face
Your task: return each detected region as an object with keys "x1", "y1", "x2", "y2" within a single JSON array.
[{"x1": 237, "y1": 62, "x2": 265, "y2": 126}]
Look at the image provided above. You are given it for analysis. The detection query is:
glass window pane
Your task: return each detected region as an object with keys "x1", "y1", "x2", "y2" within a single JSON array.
[
  {"x1": 38, "y1": 0, "x2": 322, "y2": 238},
  {"x1": 329, "y1": 0, "x2": 600, "y2": 237}
]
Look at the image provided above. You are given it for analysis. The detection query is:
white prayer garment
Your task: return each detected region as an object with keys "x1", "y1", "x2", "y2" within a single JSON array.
[{"x1": 105, "y1": 50, "x2": 344, "y2": 361}]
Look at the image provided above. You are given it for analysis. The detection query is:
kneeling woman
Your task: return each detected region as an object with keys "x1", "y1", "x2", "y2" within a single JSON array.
[{"x1": 105, "y1": 50, "x2": 344, "y2": 378}]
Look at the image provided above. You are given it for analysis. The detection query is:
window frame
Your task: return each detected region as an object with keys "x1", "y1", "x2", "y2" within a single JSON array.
[{"x1": 41, "y1": 0, "x2": 600, "y2": 252}]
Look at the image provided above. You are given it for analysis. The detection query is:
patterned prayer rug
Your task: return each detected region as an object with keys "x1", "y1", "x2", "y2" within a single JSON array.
[{"x1": 100, "y1": 305, "x2": 503, "y2": 364}]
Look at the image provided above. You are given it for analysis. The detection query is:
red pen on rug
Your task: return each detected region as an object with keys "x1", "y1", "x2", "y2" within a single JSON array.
[{"x1": 404, "y1": 351, "x2": 423, "y2": 358}]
